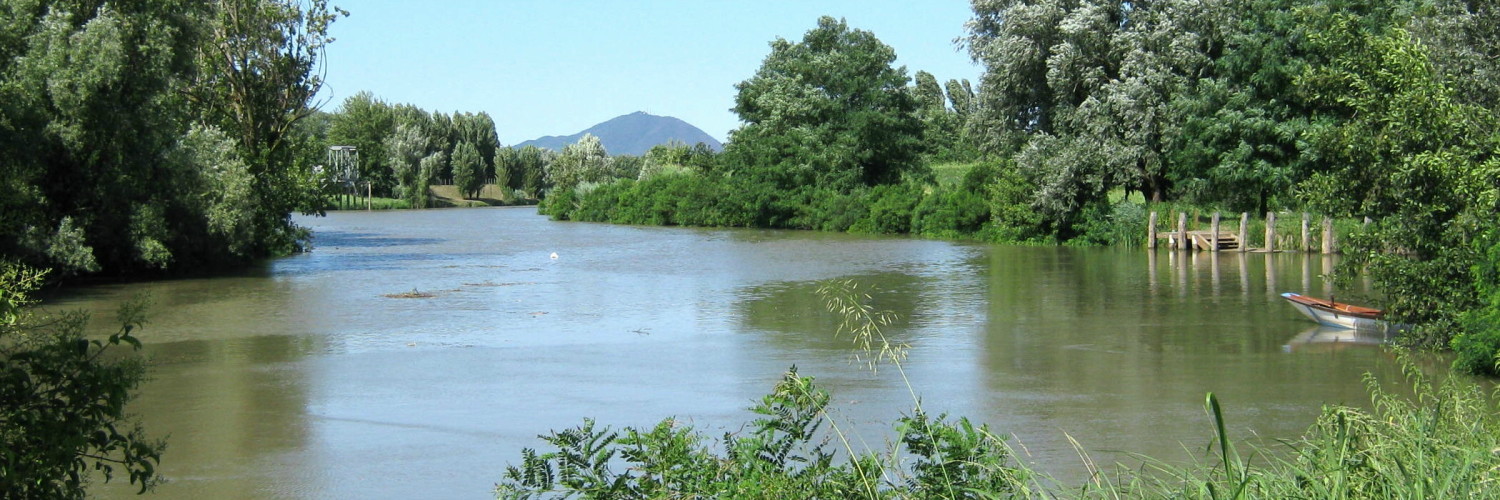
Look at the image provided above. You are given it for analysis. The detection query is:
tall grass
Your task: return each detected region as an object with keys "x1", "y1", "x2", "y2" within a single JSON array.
[
  {"x1": 932, "y1": 161, "x2": 982, "y2": 187},
  {"x1": 1068, "y1": 353, "x2": 1500, "y2": 499}
]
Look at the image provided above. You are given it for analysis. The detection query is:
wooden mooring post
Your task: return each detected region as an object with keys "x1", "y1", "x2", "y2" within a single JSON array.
[
  {"x1": 1238, "y1": 213, "x2": 1249, "y2": 253},
  {"x1": 1265, "y1": 211, "x2": 1277, "y2": 252},
  {"x1": 1322, "y1": 217, "x2": 1335, "y2": 254},
  {"x1": 1301, "y1": 213, "x2": 1310, "y2": 252},
  {"x1": 1211, "y1": 212, "x2": 1221, "y2": 252},
  {"x1": 1177, "y1": 212, "x2": 1188, "y2": 251},
  {"x1": 1148, "y1": 211, "x2": 1158, "y2": 249}
]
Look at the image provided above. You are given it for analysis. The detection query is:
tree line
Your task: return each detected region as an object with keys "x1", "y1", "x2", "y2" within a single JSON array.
[
  {"x1": 0, "y1": 0, "x2": 350, "y2": 494},
  {"x1": 316, "y1": 92, "x2": 729, "y2": 211},
  {"x1": 0, "y1": 0, "x2": 348, "y2": 276},
  {"x1": 543, "y1": 3, "x2": 1500, "y2": 375}
]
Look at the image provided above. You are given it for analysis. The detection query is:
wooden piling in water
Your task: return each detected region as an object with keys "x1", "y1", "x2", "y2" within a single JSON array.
[
  {"x1": 1323, "y1": 217, "x2": 1335, "y2": 254},
  {"x1": 1148, "y1": 211, "x2": 1158, "y2": 249},
  {"x1": 1211, "y1": 213, "x2": 1221, "y2": 252},
  {"x1": 1239, "y1": 213, "x2": 1249, "y2": 253},
  {"x1": 1177, "y1": 212, "x2": 1188, "y2": 251},
  {"x1": 1301, "y1": 213, "x2": 1310, "y2": 252},
  {"x1": 1265, "y1": 211, "x2": 1277, "y2": 252}
]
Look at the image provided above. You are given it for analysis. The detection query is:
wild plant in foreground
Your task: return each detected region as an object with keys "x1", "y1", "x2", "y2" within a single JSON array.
[
  {"x1": 495, "y1": 279, "x2": 1031, "y2": 498},
  {"x1": 496, "y1": 277, "x2": 1500, "y2": 498},
  {"x1": 1085, "y1": 354, "x2": 1500, "y2": 500}
]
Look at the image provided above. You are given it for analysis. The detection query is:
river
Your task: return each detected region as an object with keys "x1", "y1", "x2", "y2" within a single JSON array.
[{"x1": 54, "y1": 207, "x2": 1403, "y2": 499}]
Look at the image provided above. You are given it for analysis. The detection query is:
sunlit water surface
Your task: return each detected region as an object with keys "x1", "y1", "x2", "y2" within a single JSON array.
[{"x1": 50, "y1": 207, "x2": 1408, "y2": 499}]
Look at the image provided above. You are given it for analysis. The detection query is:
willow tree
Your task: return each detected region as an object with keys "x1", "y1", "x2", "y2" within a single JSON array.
[
  {"x1": 547, "y1": 134, "x2": 613, "y2": 191},
  {"x1": 0, "y1": 0, "x2": 207, "y2": 273}
]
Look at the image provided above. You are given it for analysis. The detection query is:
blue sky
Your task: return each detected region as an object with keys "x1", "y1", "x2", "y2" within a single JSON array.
[{"x1": 318, "y1": 1, "x2": 981, "y2": 145}]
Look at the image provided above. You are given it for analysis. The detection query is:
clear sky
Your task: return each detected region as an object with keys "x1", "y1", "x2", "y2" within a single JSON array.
[{"x1": 318, "y1": 1, "x2": 981, "y2": 145}]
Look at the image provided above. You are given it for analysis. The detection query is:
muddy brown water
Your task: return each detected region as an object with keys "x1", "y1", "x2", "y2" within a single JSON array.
[{"x1": 54, "y1": 207, "x2": 1402, "y2": 499}]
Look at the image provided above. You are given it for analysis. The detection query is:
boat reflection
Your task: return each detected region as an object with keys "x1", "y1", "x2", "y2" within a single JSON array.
[{"x1": 1283, "y1": 325, "x2": 1395, "y2": 353}]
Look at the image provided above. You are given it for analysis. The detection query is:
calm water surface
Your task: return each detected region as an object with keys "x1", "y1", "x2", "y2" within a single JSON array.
[{"x1": 55, "y1": 208, "x2": 1405, "y2": 499}]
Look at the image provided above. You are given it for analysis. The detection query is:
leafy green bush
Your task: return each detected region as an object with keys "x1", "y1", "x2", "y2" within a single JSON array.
[
  {"x1": 911, "y1": 185, "x2": 989, "y2": 238},
  {"x1": 1454, "y1": 233, "x2": 1500, "y2": 375},
  {"x1": 1, "y1": 263, "x2": 164, "y2": 497},
  {"x1": 570, "y1": 181, "x2": 624, "y2": 223},
  {"x1": 970, "y1": 160, "x2": 1047, "y2": 243},
  {"x1": 495, "y1": 367, "x2": 1023, "y2": 499},
  {"x1": 849, "y1": 183, "x2": 922, "y2": 234},
  {"x1": 1072, "y1": 201, "x2": 1148, "y2": 247},
  {"x1": 786, "y1": 187, "x2": 866, "y2": 232}
]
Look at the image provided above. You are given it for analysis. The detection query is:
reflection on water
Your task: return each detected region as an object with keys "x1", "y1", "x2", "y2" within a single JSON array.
[
  {"x1": 1283, "y1": 326, "x2": 1397, "y2": 353},
  {"x1": 51, "y1": 208, "x2": 1411, "y2": 499}
]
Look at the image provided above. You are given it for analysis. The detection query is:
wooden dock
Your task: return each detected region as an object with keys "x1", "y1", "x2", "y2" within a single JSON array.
[
  {"x1": 1158, "y1": 231, "x2": 1241, "y2": 251},
  {"x1": 1147, "y1": 211, "x2": 1338, "y2": 254}
]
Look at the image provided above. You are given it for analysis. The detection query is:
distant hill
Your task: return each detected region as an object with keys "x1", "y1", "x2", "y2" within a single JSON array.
[{"x1": 514, "y1": 111, "x2": 723, "y2": 156}]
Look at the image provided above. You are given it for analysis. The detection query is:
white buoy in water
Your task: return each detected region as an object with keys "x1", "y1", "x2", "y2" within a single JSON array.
[{"x1": 549, "y1": 252, "x2": 559, "y2": 260}]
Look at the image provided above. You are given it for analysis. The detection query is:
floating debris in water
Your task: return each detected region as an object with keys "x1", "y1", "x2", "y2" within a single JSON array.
[{"x1": 384, "y1": 289, "x2": 436, "y2": 299}]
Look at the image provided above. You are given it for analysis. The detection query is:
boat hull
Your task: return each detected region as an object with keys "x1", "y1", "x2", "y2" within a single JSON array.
[{"x1": 1280, "y1": 292, "x2": 1386, "y2": 330}]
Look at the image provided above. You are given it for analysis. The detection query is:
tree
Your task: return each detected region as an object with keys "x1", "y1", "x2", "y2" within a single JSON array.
[
  {"x1": 384, "y1": 122, "x2": 431, "y2": 206},
  {"x1": 427, "y1": 111, "x2": 457, "y2": 182},
  {"x1": 187, "y1": 0, "x2": 346, "y2": 255},
  {"x1": 612, "y1": 155, "x2": 644, "y2": 182},
  {"x1": 965, "y1": 0, "x2": 1138, "y2": 234},
  {"x1": 493, "y1": 147, "x2": 517, "y2": 197},
  {"x1": 1087, "y1": 0, "x2": 1222, "y2": 203},
  {"x1": 1295, "y1": 10, "x2": 1498, "y2": 344},
  {"x1": 0, "y1": 0, "x2": 207, "y2": 274},
  {"x1": 454, "y1": 112, "x2": 500, "y2": 180},
  {"x1": 944, "y1": 79, "x2": 975, "y2": 119},
  {"x1": 327, "y1": 92, "x2": 397, "y2": 195},
  {"x1": 415, "y1": 151, "x2": 443, "y2": 208},
  {"x1": 728, "y1": 16, "x2": 925, "y2": 188},
  {"x1": 1, "y1": 263, "x2": 164, "y2": 497},
  {"x1": 913, "y1": 71, "x2": 974, "y2": 163},
  {"x1": 452, "y1": 141, "x2": 484, "y2": 199},
  {"x1": 547, "y1": 134, "x2": 613, "y2": 191},
  {"x1": 912, "y1": 70, "x2": 946, "y2": 113},
  {"x1": 966, "y1": 0, "x2": 1120, "y2": 153},
  {"x1": 514, "y1": 145, "x2": 550, "y2": 199}
]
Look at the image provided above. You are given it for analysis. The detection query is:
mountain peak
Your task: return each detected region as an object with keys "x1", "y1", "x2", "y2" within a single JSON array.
[{"x1": 515, "y1": 112, "x2": 723, "y2": 156}]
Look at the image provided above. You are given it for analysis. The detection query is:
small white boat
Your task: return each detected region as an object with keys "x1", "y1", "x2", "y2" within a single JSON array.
[{"x1": 1280, "y1": 292, "x2": 1385, "y2": 330}]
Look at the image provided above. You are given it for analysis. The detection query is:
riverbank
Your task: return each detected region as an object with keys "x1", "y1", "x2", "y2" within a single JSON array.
[{"x1": 327, "y1": 184, "x2": 537, "y2": 210}]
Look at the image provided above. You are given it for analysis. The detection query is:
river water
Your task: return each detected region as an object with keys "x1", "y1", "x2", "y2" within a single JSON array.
[{"x1": 57, "y1": 207, "x2": 1404, "y2": 499}]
